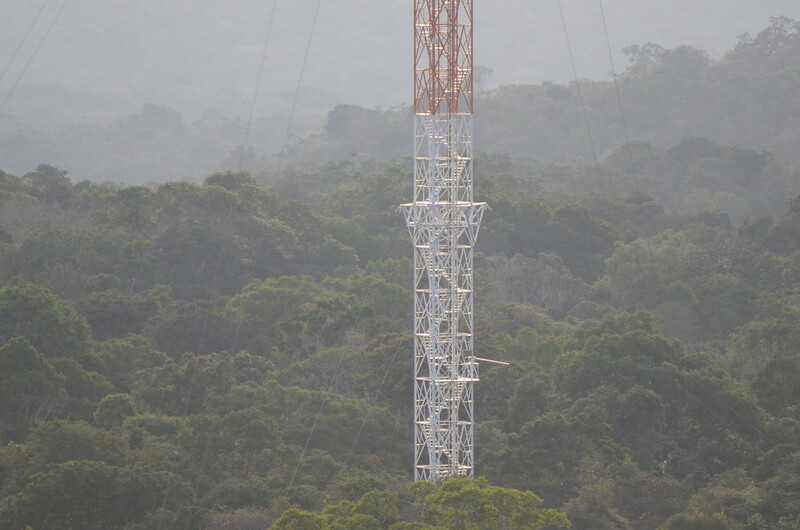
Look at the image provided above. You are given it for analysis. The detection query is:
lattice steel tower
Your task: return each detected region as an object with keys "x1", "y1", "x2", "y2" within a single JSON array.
[{"x1": 401, "y1": 0, "x2": 486, "y2": 482}]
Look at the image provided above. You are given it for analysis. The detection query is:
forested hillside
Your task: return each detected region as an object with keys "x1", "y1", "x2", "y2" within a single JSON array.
[
  {"x1": 3, "y1": 14, "x2": 800, "y2": 530},
  {"x1": 5, "y1": 17, "x2": 800, "y2": 183},
  {"x1": 288, "y1": 17, "x2": 800, "y2": 166},
  {"x1": 1, "y1": 148, "x2": 800, "y2": 528},
  {"x1": 2, "y1": 0, "x2": 795, "y2": 116}
]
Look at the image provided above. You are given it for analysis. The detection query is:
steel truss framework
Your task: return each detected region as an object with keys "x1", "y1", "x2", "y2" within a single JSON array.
[{"x1": 401, "y1": 0, "x2": 486, "y2": 483}]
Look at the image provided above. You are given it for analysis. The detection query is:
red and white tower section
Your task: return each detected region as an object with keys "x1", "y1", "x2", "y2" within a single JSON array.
[{"x1": 401, "y1": 0, "x2": 486, "y2": 482}]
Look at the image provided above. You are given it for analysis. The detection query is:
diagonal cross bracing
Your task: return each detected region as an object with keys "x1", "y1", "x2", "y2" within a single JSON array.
[{"x1": 401, "y1": 0, "x2": 485, "y2": 483}]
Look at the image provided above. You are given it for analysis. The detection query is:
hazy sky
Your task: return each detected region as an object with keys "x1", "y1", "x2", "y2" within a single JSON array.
[
  {"x1": 2, "y1": 0, "x2": 800, "y2": 181},
  {"x1": 2, "y1": 0, "x2": 800, "y2": 118},
  {"x1": 482, "y1": 0, "x2": 800, "y2": 87}
]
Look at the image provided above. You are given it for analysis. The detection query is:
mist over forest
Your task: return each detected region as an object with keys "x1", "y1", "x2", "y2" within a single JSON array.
[
  {"x1": 2, "y1": 0, "x2": 800, "y2": 182},
  {"x1": 3, "y1": 2, "x2": 800, "y2": 529}
]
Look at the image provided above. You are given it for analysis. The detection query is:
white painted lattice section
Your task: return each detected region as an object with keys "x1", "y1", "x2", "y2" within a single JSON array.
[{"x1": 401, "y1": 112, "x2": 485, "y2": 482}]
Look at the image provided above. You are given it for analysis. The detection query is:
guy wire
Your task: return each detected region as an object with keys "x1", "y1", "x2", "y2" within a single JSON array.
[{"x1": 598, "y1": 0, "x2": 639, "y2": 193}]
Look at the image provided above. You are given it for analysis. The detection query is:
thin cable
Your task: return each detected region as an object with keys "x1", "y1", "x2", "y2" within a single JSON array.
[
  {"x1": 277, "y1": 0, "x2": 322, "y2": 172},
  {"x1": 598, "y1": 0, "x2": 639, "y2": 193},
  {"x1": 183, "y1": 435, "x2": 213, "y2": 530},
  {"x1": 284, "y1": 290, "x2": 379, "y2": 494},
  {"x1": 341, "y1": 338, "x2": 405, "y2": 467},
  {"x1": 0, "y1": 0, "x2": 68, "y2": 115},
  {"x1": 285, "y1": 357, "x2": 344, "y2": 494},
  {"x1": 556, "y1": 0, "x2": 605, "y2": 195},
  {"x1": 239, "y1": 0, "x2": 280, "y2": 171},
  {"x1": 0, "y1": 0, "x2": 51, "y2": 87},
  {"x1": 671, "y1": 375, "x2": 774, "y2": 444},
  {"x1": 691, "y1": 375, "x2": 774, "y2": 443},
  {"x1": 284, "y1": 249, "x2": 389, "y2": 497}
]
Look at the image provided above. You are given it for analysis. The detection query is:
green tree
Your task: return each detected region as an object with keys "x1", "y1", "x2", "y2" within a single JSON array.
[
  {"x1": 79, "y1": 288, "x2": 156, "y2": 340},
  {"x1": 51, "y1": 357, "x2": 115, "y2": 421},
  {"x1": 204, "y1": 171, "x2": 256, "y2": 191},
  {"x1": 419, "y1": 477, "x2": 570, "y2": 529},
  {"x1": 0, "y1": 281, "x2": 91, "y2": 358},
  {"x1": 135, "y1": 352, "x2": 234, "y2": 415},
  {"x1": 225, "y1": 276, "x2": 323, "y2": 358},
  {"x1": 273, "y1": 478, "x2": 569, "y2": 529},
  {"x1": 94, "y1": 394, "x2": 137, "y2": 428},
  {"x1": 94, "y1": 334, "x2": 166, "y2": 392},
  {"x1": 272, "y1": 508, "x2": 326, "y2": 530},
  {"x1": 0, "y1": 460, "x2": 191, "y2": 529},
  {"x1": 563, "y1": 483, "x2": 632, "y2": 529},
  {"x1": 26, "y1": 420, "x2": 124, "y2": 466},
  {"x1": 22, "y1": 164, "x2": 73, "y2": 207},
  {"x1": 217, "y1": 407, "x2": 280, "y2": 477},
  {"x1": 661, "y1": 512, "x2": 741, "y2": 529},
  {"x1": 0, "y1": 337, "x2": 65, "y2": 441},
  {"x1": 144, "y1": 297, "x2": 231, "y2": 357},
  {"x1": 752, "y1": 354, "x2": 800, "y2": 415}
]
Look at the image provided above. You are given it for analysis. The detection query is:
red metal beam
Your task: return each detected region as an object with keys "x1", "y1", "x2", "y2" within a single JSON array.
[{"x1": 414, "y1": 0, "x2": 473, "y2": 115}]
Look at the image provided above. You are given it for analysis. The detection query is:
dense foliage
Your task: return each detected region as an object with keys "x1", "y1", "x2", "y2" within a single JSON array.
[
  {"x1": 1, "y1": 144, "x2": 800, "y2": 529},
  {"x1": 3, "y1": 17, "x2": 800, "y2": 530}
]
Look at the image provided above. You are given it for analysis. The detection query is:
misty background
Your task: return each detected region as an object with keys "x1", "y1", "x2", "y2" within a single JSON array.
[
  {"x1": 1, "y1": 0, "x2": 800, "y2": 182},
  {"x1": 6, "y1": 3, "x2": 800, "y2": 527}
]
